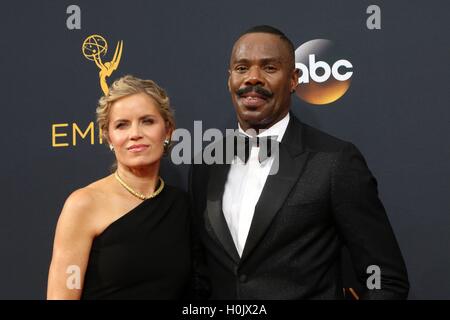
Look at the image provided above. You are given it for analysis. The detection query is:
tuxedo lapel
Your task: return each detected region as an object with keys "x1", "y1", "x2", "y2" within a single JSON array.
[
  {"x1": 241, "y1": 115, "x2": 309, "y2": 261},
  {"x1": 204, "y1": 139, "x2": 240, "y2": 264}
]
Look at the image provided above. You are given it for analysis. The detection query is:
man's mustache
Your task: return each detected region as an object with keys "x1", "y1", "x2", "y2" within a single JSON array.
[{"x1": 236, "y1": 85, "x2": 273, "y2": 99}]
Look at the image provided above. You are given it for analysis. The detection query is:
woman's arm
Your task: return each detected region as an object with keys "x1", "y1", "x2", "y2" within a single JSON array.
[{"x1": 47, "y1": 189, "x2": 97, "y2": 300}]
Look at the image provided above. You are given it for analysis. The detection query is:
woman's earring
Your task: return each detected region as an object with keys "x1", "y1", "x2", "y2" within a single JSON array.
[
  {"x1": 163, "y1": 139, "x2": 170, "y2": 149},
  {"x1": 163, "y1": 139, "x2": 170, "y2": 154},
  {"x1": 109, "y1": 144, "x2": 114, "y2": 151}
]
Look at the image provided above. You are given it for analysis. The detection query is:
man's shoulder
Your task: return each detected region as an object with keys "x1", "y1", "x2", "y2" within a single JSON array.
[{"x1": 295, "y1": 119, "x2": 353, "y2": 153}]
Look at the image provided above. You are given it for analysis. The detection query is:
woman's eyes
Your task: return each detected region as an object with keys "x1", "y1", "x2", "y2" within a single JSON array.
[
  {"x1": 143, "y1": 118, "x2": 155, "y2": 124},
  {"x1": 115, "y1": 118, "x2": 155, "y2": 129}
]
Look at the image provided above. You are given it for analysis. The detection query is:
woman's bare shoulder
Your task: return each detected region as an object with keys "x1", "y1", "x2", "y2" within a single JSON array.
[{"x1": 59, "y1": 175, "x2": 114, "y2": 232}]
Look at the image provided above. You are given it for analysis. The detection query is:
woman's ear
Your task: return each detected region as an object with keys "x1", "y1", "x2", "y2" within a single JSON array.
[
  {"x1": 165, "y1": 122, "x2": 174, "y2": 140},
  {"x1": 103, "y1": 129, "x2": 111, "y2": 147}
]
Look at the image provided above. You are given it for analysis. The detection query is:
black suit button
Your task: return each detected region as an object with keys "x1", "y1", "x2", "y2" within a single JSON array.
[
  {"x1": 234, "y1": 266, "x2": 239, "y2": 275},
  {"x1": 239, "y1": 274, "x2": 247, "y2": 283}
]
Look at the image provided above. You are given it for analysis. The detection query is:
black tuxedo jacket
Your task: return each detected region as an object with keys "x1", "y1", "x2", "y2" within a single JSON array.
[{"x1": 189, "y1": 114, "x2": 409, "y2": 299}]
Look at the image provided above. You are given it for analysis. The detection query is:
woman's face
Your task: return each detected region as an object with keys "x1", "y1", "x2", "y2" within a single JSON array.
[{"x1": 108, "y1": 92, "x2": 170, "y2": 170}]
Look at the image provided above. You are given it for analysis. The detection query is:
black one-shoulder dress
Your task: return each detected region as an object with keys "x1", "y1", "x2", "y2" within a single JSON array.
[{"x1": 81, "y1": 185, "x2": 191, "y2": 299}]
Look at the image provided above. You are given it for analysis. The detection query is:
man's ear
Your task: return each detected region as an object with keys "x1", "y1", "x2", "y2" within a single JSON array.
[
  {"x1": 291, "y1": 68, "x2": 299, "y2": 92},
  {"x1": 227, "y1": 69, "x2": 232, "y2": 92}
]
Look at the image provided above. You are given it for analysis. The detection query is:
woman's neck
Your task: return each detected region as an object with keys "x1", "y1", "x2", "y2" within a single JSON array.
[{"x1": 116, "y1": 163, "x2": 160, "y2": 195}]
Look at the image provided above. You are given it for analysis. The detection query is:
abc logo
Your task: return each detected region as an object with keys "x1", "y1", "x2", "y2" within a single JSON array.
[{"x1": 295, "y1": 39, "x2": 353, "y2": 105}]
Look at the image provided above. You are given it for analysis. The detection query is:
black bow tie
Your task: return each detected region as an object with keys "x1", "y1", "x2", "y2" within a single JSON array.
[{"x1": 233, "y1": 134, "x2": 278, "y2": 163}]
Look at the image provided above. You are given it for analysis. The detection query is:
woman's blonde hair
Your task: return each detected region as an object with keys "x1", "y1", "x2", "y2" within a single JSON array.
[{"x1": 96, "y1": 75, "x2": 175, "y2": 144}]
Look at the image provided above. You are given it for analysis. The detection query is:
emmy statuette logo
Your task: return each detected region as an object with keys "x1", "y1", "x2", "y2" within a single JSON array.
[{"x1": 82, "y1": 34, "x2": 123, "y2": 94}]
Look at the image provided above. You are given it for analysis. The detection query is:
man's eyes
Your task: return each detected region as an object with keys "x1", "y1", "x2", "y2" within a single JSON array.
[
  {"x1": 234, "y1": 65, "x2": 278, "y2": 73},
  {"x1": 235, "y1": 65, "x2": 248, "y2": 72},
  {"x1": 264, "y1": 65, "x2": 277, "y2": 72}
]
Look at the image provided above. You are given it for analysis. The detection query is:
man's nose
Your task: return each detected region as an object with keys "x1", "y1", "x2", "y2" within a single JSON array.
[{"x1": 244, "y1": 66, "x2": 264, "y2": 86}]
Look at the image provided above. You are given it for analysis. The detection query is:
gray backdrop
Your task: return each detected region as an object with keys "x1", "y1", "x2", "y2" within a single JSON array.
[{"x1": 0, "y1": 0, "x2": 449, "y2": 299}]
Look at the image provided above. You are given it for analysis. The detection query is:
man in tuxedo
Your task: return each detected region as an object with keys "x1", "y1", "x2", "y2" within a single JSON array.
[{"x1": 189, "y1": 25, "x2": 409, "y2": 299}]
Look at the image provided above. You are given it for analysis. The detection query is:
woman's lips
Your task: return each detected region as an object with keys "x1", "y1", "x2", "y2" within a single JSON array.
[{"x1": 127, "y1": 144, "x2": 149, "y2": 153}]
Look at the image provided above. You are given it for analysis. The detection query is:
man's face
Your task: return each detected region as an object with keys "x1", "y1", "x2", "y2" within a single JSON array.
[{"x1": 228, "y1": 33, "x2": 298, "y2": 131}]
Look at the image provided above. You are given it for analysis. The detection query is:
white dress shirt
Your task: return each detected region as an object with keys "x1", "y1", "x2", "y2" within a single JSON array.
[{"x1": 222, "y1": 113, "x2": 290, "y2": 256}]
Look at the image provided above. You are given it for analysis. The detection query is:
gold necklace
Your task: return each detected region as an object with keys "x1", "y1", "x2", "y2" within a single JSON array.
[{"x1": 114, "y1": 171, "x2": 164, "y2": 200}]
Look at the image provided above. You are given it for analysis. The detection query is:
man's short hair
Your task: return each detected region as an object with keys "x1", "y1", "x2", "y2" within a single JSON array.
[{"x1": 239, "y1": 25, "x2": 295, "y2": 66}]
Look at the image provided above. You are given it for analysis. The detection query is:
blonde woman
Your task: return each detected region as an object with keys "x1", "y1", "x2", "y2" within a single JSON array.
[{"x1": 47, "y1": 75, "x2": 191, "y2": 299}]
